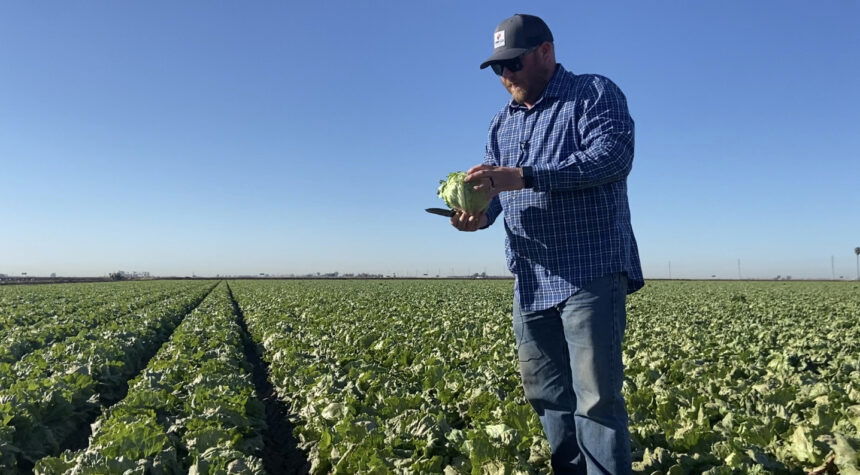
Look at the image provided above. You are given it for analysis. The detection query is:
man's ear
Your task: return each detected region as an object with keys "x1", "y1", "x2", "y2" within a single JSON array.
[{"x1": 539, "y1": 42, "x2": 554, "y2": 63}]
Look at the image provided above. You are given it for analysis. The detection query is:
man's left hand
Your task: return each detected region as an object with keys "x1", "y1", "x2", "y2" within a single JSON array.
[{"x1": 466, "y1": 165, "x2": 525, "y2": 194}]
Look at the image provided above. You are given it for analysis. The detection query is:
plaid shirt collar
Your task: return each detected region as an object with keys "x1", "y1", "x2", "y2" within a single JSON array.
[{"x1": 507, "y1": 63, "x2": 569, "y2": 112}]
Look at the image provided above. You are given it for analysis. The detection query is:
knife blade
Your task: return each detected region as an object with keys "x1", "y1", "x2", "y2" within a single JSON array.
[{"x1": 425, "y1": 208, "x2": 456, "y2": 217}]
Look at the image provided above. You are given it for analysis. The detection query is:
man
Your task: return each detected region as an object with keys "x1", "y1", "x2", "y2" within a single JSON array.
[{"x1": 451, "y1": 13, "x2": 644, "y2": 474}]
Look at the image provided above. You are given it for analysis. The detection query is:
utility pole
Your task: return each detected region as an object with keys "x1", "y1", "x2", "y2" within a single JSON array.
[{"x1": 855, "y1": 247, "x2": 860, "y2": 280}]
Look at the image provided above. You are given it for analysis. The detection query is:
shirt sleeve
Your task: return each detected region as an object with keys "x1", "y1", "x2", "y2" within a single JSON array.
[
  {"x1": 480, "y1": 195, "x2": 502, "y2": 229},
  {"x1": 480, "y1": 116, "x2": 504, "y2": 229},
  {"x1": 526, "y1": 76, "x2": 634, "y2": 192}
]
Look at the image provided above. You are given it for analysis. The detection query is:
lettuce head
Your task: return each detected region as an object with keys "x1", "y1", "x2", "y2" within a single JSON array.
[{"x1": 437, "y1": 171, "x2": 491, "y2": 214}]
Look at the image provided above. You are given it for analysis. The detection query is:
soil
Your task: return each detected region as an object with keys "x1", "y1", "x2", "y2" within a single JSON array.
[{"x1": 227, "y1": 283, "x2": 310, "y2": 475}]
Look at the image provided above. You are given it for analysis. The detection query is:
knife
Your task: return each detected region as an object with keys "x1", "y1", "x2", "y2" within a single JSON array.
[{"x1": 425, "y1": 207, "x2": 456, "y2": 217}]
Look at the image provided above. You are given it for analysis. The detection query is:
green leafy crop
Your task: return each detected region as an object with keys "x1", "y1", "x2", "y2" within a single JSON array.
[
  {"x1": 438, "y1": 171, "x2": 492, "y2": 214},
  {"x1": 3, "y1": 279, "x2": 859, "y2": 473}
]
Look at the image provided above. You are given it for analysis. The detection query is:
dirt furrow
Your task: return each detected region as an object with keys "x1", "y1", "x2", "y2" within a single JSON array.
[{"x1": 227, "y1": 283, "x2": 310, "y2": 475}]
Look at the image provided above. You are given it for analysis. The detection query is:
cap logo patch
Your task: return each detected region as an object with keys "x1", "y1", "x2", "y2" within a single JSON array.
[{"x1": 494, "y1": 30, "x2": 505, "y2": 48}]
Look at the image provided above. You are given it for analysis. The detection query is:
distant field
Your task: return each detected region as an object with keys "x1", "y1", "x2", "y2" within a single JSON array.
[{"x1": 1, "y1": 279, "x2": 858, "y2": 474}]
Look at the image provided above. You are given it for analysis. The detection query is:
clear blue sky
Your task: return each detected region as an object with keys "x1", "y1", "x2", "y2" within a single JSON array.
[{"x1": 1, "y1": 1, "x2": 858, "y2": 279}]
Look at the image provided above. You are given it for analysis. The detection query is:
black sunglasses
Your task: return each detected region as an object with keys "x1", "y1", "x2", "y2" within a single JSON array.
[{"x1": 490, "y1": 46, "x2": 539, "y2": 76}]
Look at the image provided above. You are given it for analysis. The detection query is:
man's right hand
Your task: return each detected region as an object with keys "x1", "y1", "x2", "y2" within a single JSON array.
[{"x1": 450, "y1": 211, "x2": 487, "y2": 232}]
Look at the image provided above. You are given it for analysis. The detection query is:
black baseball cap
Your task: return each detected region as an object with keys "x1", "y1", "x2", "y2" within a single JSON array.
[{"x1": 479, "y1": 14, "x2": 553, "y2": 69}]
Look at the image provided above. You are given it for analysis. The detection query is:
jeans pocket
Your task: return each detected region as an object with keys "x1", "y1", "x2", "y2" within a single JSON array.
[{"x1": 517, "y1": 340, "x2": 543, "y2": 362}]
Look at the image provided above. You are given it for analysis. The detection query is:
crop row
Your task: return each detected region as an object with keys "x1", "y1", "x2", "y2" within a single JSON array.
[
  {"x1": 0, "y1": 281, "x2": 128, "y2": 327},
  {"x1": 230, "y1": 279, "x2": 548, "y2": 474},
  {"x1": 622, "y1": 281, "x2": 860, "y2": 473},
  {"x1": 35, "y1": 282, "x2": 267, "y2": 473},
  {"x1": 0, "y1": 281, "x2": 215, "y2": 471},
  {"x1": 1, "y1": 281, "x2": 206, "y2": 364},
  {"x1": 231, "y1": 279, "x2": 860, "y2": 474},
  {"x1": 0, "y1": 281, "x2": 183, "y2": 335}
]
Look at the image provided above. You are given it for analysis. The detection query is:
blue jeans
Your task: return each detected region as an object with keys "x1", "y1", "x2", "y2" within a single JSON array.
[{"x1": 513, "y1": 273, "x2": 631, "y2": 474}]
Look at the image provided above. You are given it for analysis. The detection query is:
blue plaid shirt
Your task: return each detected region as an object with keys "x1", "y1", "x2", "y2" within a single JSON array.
[{"x1": 483, "y1": 64, "x2": 644, "y2": 311}]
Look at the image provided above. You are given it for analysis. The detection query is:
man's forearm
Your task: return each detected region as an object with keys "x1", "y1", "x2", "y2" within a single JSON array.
[{"x1": 525, "y1": 134, "x2": 633, "y2": 192}]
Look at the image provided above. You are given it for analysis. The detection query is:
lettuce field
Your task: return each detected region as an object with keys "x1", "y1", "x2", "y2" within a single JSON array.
[{"x1": 0, "y1": 279, "x2": 858, "y2": 474}]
